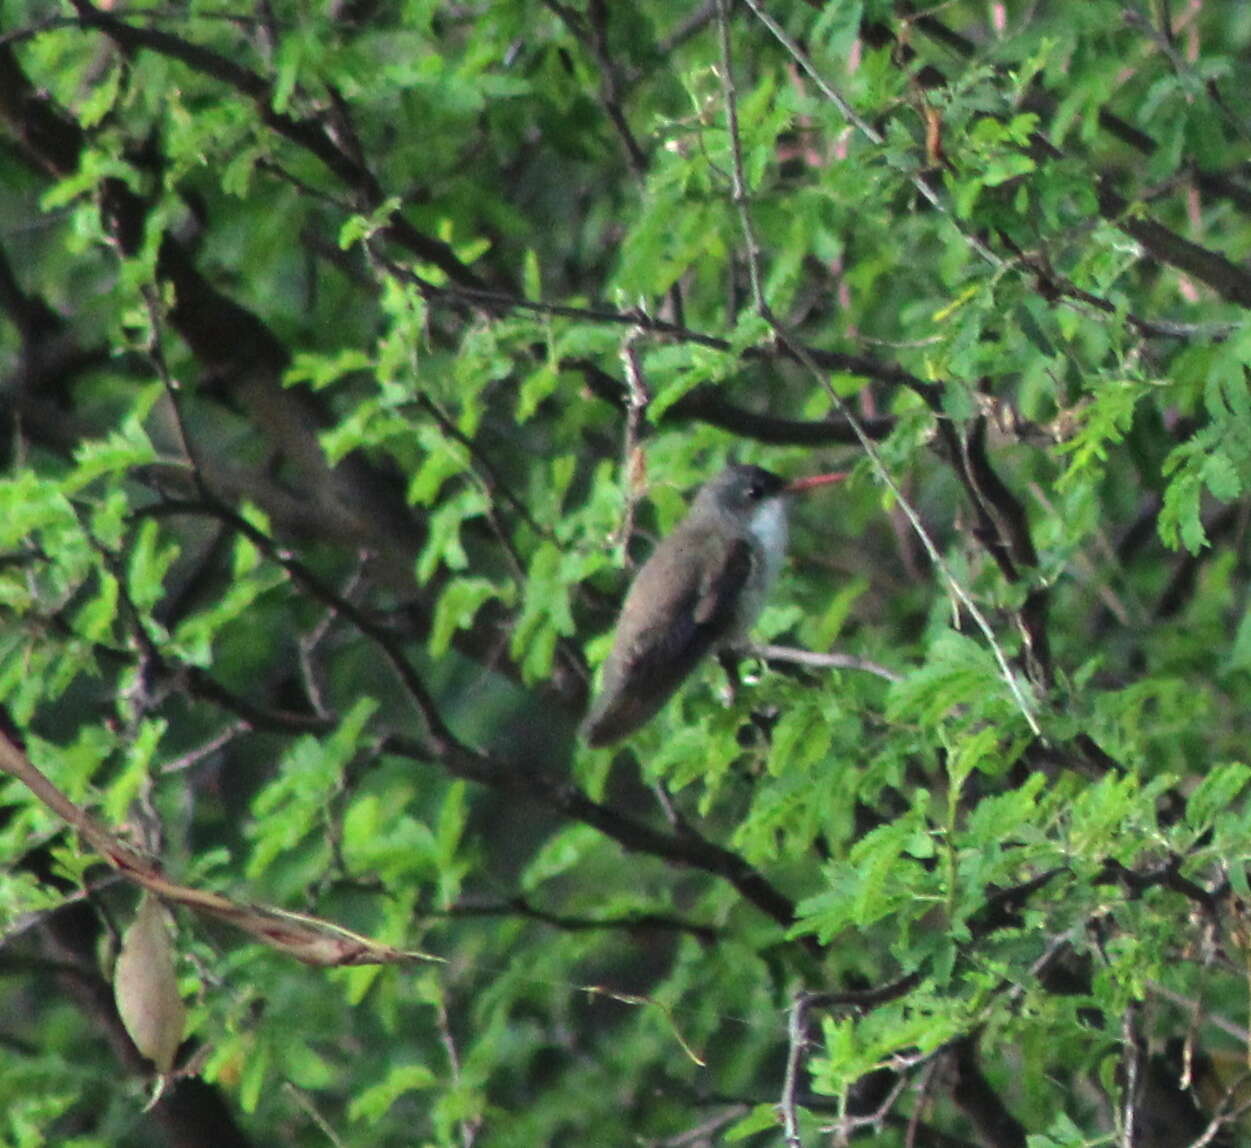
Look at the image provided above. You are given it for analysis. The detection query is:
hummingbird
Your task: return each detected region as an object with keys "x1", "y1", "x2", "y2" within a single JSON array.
[{"x1": 581, "y1": 463, "x2": 846, "y2": 746}]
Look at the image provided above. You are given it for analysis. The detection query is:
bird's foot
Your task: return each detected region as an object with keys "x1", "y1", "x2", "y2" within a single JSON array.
[{"x1": 717, "y1": 650, "x2": 742, "y2": 706}]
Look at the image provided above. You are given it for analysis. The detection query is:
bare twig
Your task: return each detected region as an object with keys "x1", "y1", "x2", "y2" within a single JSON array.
[
  {"x1": 428, "y1": 895, "x2": 720, "y2": 944},
  {"x1": 371, "y1": 249, "x2": 931, "y2": 391},
  {"x1": 749, "y1": 642, "x2": 903, "y2": 683},
  {"x1": 434, "y1": 992, "x2": 482, "y2": 1148},
  {"x1": 712, "y1": 0, "x2": 1040, "y2": 735},
  {"x1": 740, "y1": 0, "x2": 1003, "y2": 270},
  {"x1": 780, "y1": 992, "x2": 814, "y2": 1147},
  {"x1": 616, "y1": 332, "x2": 651, "y2": 558},
  {"x1": 1184, "y1": 1080, "x2": 1251, "y2": 1148},
  {"x1": 0, "y1": 729, "x2": 440, "y2": 967},
  {"x1": 159, "y1": 721, "x2": 249, "y2": 774},
  {"x1": 715, "y1": 0, "x2": 767, "y2": 314},
  {"x1": 66, "y1": 0, "x2": 491, "y2": 289},
  {"x1": 1120, "y1": 1008, "x2": 1141, "y2": 1148},
  {"x1": 949, "y1": 1035, "x2": 1027, "y2": 1148},
  {"x1": 1146, "y1": 981, "x2": 1251, "y2": 1046},
  {"x1": 825, "y1": 1067, "x2": 914, "y2": 1143},
  {"x1": 283, "y1": 1082, "x2": 348, "y2": 1148},
  {"x1": 652, "y1": 1105, "x2": 752, "y2": 1147}
]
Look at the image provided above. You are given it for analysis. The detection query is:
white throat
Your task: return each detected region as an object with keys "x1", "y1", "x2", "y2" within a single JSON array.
[{"x1": 748, "y1": 497, "x2": 788, "y2": 591}]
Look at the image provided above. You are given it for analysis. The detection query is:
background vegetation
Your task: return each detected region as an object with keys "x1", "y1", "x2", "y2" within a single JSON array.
[{"x1": 3, "y1": 0, "x2": 1251, "y2": 1144}]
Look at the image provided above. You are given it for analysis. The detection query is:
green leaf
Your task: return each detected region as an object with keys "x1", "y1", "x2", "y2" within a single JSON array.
[
  {"x1": 887, "y1": 630, "x2": 1005, "y2": 726},
  {"x1": 128, "y1": 519, "x2": 180, "y2": 612},
  {"x1": 61, "y1": 418, "x2": 159, "y2": 495},
  {"x1": 349, "y1": 1064, "x2": 438, "y2": 1124},
  {"x1": 416, "y1": 487, "x2": 487, "y2": 584},
  {"x1": 40, "y1": 150, "x2": 141, "y2": 211},
  {"x1": 173, "y1": 566, "x2": 286, "y2": 667},
  {"x1": 725, "y1": 1104, "x2": 780, "y2": 1141},
  {"x1": 523, "y1": 248, "x2": 542, "y2": 300},
  {"x1": 768, "y1": 705, "x2": 833, "y2": 776},
  {"x1": 517, "y1": 360, "x2": 560, "y2": 422},
  {"x1": 284, "y1": 349, "x2": 374, "y2": 391},
  {"x1": 239, "y1": 1040, "x2": 271, "y2": 1114},
  {"x1": 104, "y1": 719, "x2": 166, "y2": 823},
  {"x1": 429, "y1": 577, "x2": 506, "y2": 657},
  {"x1": 811, "y1": 575, "x2": 869, "y2": 648},
  {"x1": 79, "y1": 63, "x2": 123, "y2": 129},
  {"x1": 247, "y1": 697, "x2": 378, "y2": 879},
  {"x1": 520, "y1": 824, "x2": 603, "y2": 892},
  {"x1": 339, "y1": 196, "x2": 403, "y2": 249},
  {"x1": 72, "y1": 572, "x2": 118, "y2": 643},
  {"x1": 509, "y1": 541, "x2": 579, "y2": 682},
  {"x1": 1185, "y1": 762, "x2": 1251, "y2": 830},
  {"x1": 1159, "y1": 467, "x2": 1206, "y2": 553}
]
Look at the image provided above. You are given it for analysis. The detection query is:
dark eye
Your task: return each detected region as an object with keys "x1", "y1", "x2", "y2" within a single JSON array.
[{"x1": 747, "y1": 483, "x2": 764, "y2": 500}]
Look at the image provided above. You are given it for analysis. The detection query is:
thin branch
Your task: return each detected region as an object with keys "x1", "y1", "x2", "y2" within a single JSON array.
[
  {"x1": 0, "y1": 877, "x2": 122, "y2": 951},
  {"x1": 713, "y1": 2, "x2": 1040, "y2": 735},
  {"x1": 430, "y1": 896, "x2": 721, "y2": 944},
  {"x1": 652, "y1": 1105, "x2": 752, "y2": 1148},
  {"x1": 742, "y1": 0, "x2": 1003, "y2": 270},
  {"x1": 949, "y1": 1035, "x2": 1027, "y2": 1148},
  {"x1": 825, "y1": 1066, "x2": 915, "y2": 1142},
  {"x1": 716, "y1": 0, "x2": 767, "y2": 313},
  {"x1": 155, "y1": 494, "x2": 475, "y2": 763},
  {"x1": 0, "y1": 15, "x2": 81, "y2": 48},
  {"x1": 139, "y1": 284, "x2": 206, "y2": 485},
  {"x1": 668, "y1": 384, "x2": 895, "y2": 443},
  {"x1": 1183, "y1": 1078, "x2": 1251, "y2": 1148},
  {"x1": 433, "y1": 991, "x2": 483, "y2": 1148},
  {"x1": 296, "y1": 559, "x2": 370, "y2": 722},
  {"x1": 558, "y1": 0, "x2": 649, "y2": 173},
  {"x1": 570, "y1": 356, "x2": 896, "y2": 444},
  {"x1": 159, "y1": 722, "x2": 250, "y2": 774},
  {"x1": 951, "y1": 417, "x2": 1054, "y2": 689},
  {"x1": 1146, "y1": 981, "x2": 1250, "y2": 1046},
  {"x1": 379, "y1": 734, "x2": 816, "y2": 946},
  {"x1": 1096, "y1": 856, "x2": 1220, "y2": 921},
  {"x1": 1120, "y1": 1008, "x2": 1141, "y2": 1148},
  {"x1": 416, "y1": 393, "x2": 549, "y2": 538},
  {"x1": 780, "y1": 992, "x2": 814, "y2": 1148},
  {"x1": 615, "y1": 332, "x2": 650, "y2": 557},
  {"x1": 903, "y1": 1055, "x2": 944, "y2": 1148},
  {"x1": 374, "y1": 250, "x2": 932, "y2": 391},
  {"x1": 750, "y1": 643, "x2": 903, "y2": 683},
  {"x1": 802, "y1": 972, "x2": 925, "y2": 1012},
  {"x1": 0, "y1": 730, "x2": 433, "y2": 966},
  {"x1": 282, "y1": 1083, "x2": 348, "y2": 1148},
  {"x1": 525, "y1": 772, "x2": 817, "y2": 944},
  {"x1": 65, "y1": 0, "x2": 490, "y2": 288}
]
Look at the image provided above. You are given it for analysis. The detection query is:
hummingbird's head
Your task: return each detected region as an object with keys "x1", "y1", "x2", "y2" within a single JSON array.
[
  {"x1": 696, "y1": 464, "x2": 847, "y2": 519},
  {"x1": 694, "y1": 463, "x2": 847, "y2": 553},
  {"x1": 693, "y1": 466, "x2": 794, "y2": 561},
  {"x1": 697, "y1": 464, "x2": 789, "y2": 518}
]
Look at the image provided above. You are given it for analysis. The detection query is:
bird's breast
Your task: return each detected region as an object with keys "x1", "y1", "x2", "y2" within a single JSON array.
[{"x1": 731, "y1": 499, "x2": 788, "y2": 639}]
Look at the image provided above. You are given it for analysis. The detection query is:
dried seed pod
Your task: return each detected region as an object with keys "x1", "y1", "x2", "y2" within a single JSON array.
[{"x1": 114, "y1": 893, "x2": 186, "y2": 1074}]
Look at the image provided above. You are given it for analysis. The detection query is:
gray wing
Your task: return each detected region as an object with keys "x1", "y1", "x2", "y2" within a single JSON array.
[{"x1": 581, "y1": 530, "x2": 753, "y2": 746}]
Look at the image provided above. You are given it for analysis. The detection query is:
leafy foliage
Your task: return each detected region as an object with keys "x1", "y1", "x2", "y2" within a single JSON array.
[{"x1": 3, "y1": 1, "x2": 1251, "y2": 1146}]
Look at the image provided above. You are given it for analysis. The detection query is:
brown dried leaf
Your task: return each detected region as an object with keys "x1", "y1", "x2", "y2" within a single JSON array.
[
  {"x1": 114, "y1": 893, "x2": 186, "y2": 1073},
  {"x1": 0, "y1": 730, "x2": 444, "y2": 969}
]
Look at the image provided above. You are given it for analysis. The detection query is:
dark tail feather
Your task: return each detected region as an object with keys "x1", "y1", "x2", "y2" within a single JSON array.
[{"x1": 580, "y1": 691, "x2": 666, "y2": 747}]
